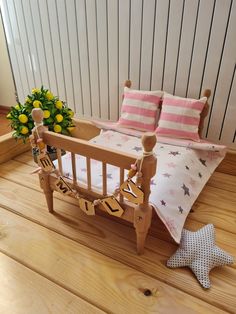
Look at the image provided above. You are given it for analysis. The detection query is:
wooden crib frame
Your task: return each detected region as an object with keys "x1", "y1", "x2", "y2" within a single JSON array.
[{"x1": 32, "y1": 81, "x2": 211, "y2": 254}]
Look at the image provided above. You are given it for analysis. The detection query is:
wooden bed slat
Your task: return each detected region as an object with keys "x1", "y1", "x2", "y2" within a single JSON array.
[
  {"x1": 42, "y1": 131, "x2": 136, "y2": 169},
  {"x1": 119, "y1": 168, "x2": 125, "y2": 203},
  {"x1": 71, "y1": 153, "x2": 77, "y2": 186},
  {"x1": 56, "y1": 148, "x2": 63, "y2": 174},
  {"x1": 102, "y1": 162, "x2": 107, "y2": 196},
  {"x1": 86, "y1": 157, "x2": 92, "y2": 190}
]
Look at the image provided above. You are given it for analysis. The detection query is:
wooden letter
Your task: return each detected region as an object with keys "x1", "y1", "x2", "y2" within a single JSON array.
[
  {"x1": 54, "y1": 177, "x2": 72, "y2": 195},
  {"x1": 78, "y1": 198, "x2": 95, "y2": 216},
  {"x1": 37, "y1": 153, "x2": 54, "y2": 172},
  {"x1": 100, "y1": 197, "x2": 124, "y2": 217},
  {"x1": 120, "y1": 179, "x2": 144, "y2": 204}
]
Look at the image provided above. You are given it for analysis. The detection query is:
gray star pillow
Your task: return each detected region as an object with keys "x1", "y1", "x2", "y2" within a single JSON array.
[{"x1": 167, "y1": 224, "x2": 234, "y2": 288}]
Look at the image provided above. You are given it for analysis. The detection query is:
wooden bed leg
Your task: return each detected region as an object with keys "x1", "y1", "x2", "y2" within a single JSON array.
[
  {"x1": 134, "y1": 204, "x2": 152, "y2": 255},
  {"x1": 134, "y1": 132, "x2": 157, "y2": 254},
  {"x1": 38, "y1": 171, "x2": 54, "y2": 213}
]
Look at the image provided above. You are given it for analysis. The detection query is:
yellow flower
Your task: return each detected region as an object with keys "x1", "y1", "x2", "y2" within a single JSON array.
[
  {"x1": 25, "y1": 97, "x2": 32, "y2": 103},
  {"x1": 46, "y1": 91, "x2": 54, "y2": 100},
  {"x1": 68, "y1": 110, "x2": 74, "y2": 118},
  {"x1": 32, "y1": 88, "x2": 40, "y2": 94},
  {"x1": 21, "y1": 126, "x2": 29, "y2": 134},
  {"x1": 18, "y1": 114, "x2": 28, "y2": 124},
  {"x1": 54, "y1": 124, "x2": 62, "y2": 133},
  {"x1": 55, "y1": 114, "x2": 63, "y2": 123},
  {"x1": 15, "y1": 104, "x2": 20, "y2": 110},
  {"x1": 6, "y1": 113, "x2": 12, "y2": 119},
  {"x1": 33, "y1": 100, "x2": 42, "y2": 108},
  {"x1": 43, "y1": 110, "x2": 51, "y2": 119},
  {"x1": 55, "y1": 100, "x2": 63, "y2": 109}
]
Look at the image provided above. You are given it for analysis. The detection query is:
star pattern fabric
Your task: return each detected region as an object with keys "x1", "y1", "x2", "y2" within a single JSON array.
[
  {"x1": 59, "y1": 130, "x2": 226, "y2": 243},
  {"x1": 167, "y1": 224, "x2": 234, "y2": 288}
]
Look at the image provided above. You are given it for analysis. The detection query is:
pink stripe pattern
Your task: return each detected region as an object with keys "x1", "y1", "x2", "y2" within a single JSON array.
[
  {"x1": 156, "y1": 94, "x2": 207, "y2": 141},
  {"x1": 119, "y1": 118, "x2": 155, "y2": 131},
  {"x1": 118, "y1": 87, "x2": 163, "y2": 132},
  {"x1": 121, "y1": 105, "x2": 157, "y2": 117},
  {"x1": 124, "y1": 92, "x2": 161, "y2": 105},
  {"x1": 160, "y1": 112, "x2": 200, "y2": 125},
  {"x1": 163, "y1": 97, "x2": 205, "y2": 111}
]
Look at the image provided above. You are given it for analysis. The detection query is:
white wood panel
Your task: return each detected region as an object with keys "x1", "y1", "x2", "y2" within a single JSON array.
[
  {"x1": 37, "y1": 0, "x2": 58, "y2": 95},
  {"x1": 186, "y1": 0, "x2": 215, "y2": 99},
  {"x1": 96, "y1": 0, "x2": 109, "y2": 119},
  {"x1": 140, "y1": 0, "x2": 156, "y2": 90},
  {"x1": 129, "y1": 0, "x2": 142, "y2": 89},
  {"x1": 207, "y1": 0, "x2": 236, "y2": 142},
  {"x1": 65, "y1": 0, "x2": 83, "y2": 115},
  {"x1": 14, "y1": 0, "x2": 35, "y2": 89},
  {"x1": 174, "y1": 0, "x2": 199, "y2": 97},
  {"x1": 56, "y1": 0, "x2": 75, "y2": 110},
  {"x1": 220, "y1": 73, "x2": 236, "y2": 147},
  {"x1": 200, "y1": 0, "x2": 232, "y2": 138},
  {"x1": 1, "y1": 0, "x2": 235, "y2": 147},
  {"x1": 0, "y1": 0, "x2": 24, "y2": 101},
  {"x1": 86, "y1": 0, "x2": 100, "y2": 118},
  {"x1": 28, "y1": 0, "x2": 50, "y2": 91},
  {"x1": 47, "y1": 0, "x2": 66, "y2": 101},
  {"x1": 151, "y1": 0, "x2": 169, "y2": 91},
  {"x1": 107, "y1": 0, "x2": 119, "y2": 120},
  {"x1": 75, "y1": 0, "x2": 91, "y2": 117},
  {"x1": 21, "y1": 0, "x2": 42, "y2": 88},
  {"x1": 118, "y1": 0, "x2": 130, "y2": 111},
  {"x1": 6, "y1": 0, "x2": 30, "y2": 96},
  {"x1": 162, "y1": 0, "x2": 184, "y2": 94}
]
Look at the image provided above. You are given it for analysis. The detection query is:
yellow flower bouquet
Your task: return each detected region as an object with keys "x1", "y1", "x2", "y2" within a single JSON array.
[{"x1": 7, "y1": 87, "x2": 75, "y2": 141}]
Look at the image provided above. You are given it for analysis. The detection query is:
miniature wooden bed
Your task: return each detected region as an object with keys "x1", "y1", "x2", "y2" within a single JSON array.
[{"x1": 31, "y1": 81, "x2": 211, "y2": 254}]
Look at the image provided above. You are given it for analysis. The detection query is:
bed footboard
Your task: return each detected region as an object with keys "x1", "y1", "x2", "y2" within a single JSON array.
[{"x1": 30, "y1": 108, "x2": 157, "y2": 254}]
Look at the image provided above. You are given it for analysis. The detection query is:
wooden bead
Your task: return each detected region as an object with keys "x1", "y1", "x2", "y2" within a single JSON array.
[{"x1": 128, "y1": 168, "x2": 137, "y2": 178}]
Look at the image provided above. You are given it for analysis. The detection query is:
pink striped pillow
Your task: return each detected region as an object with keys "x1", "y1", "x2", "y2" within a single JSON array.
[
  {"x1": 156, "y1": 93, "x2": 207, "y2": 141},
  {"x1": 117, "y1": 87, "x2": 163, "y2": 131}
]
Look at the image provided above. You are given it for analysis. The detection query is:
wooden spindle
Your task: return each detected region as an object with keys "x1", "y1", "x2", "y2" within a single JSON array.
[
  {"x1": 57, "y1": 148, "x2": 63, "y2": 175},
  {"x1": 71, "y1": 152, "x2": 77, "y2": 186},
  {"x1": 134, "y1": 132, "x2": 157, "y2": 254},
  {"x1": 86, "y1": 157, "x2": 91, "y2": 190},
  {"x1": 199, "y1": 89, "x2": 211, "y2": 138},
  {"x1": 102, "y1": 162, "x2": 107, "y2": 196},
  {"x1": 31, "y1": 108, "x2": 54, "y2": 213},
  {"x1": 119, "y1": 168, "x2": 124, "y2": 203}
]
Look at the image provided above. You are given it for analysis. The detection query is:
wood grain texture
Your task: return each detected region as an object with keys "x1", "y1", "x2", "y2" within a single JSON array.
[
  {"x1": 0, "y1": 160, "x2": 235, "y2": 312},
  {"x1": 0, "y1": 252, "x2": 103, "y2": 314},
  {"x1": 0, "y1": 132, "x2": 30, "y2": 164},
  {"x1": 0, "y1": 206, "x2": 228, "y2": 314}
]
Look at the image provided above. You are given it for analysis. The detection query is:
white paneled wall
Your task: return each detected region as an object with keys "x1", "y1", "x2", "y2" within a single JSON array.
[{"x1": 0, "y1": 0, "x2": 235, "y2": 148}]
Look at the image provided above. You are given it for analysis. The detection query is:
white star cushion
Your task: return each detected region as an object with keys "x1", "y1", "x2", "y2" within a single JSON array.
[{"x1": 167, "y1": 224, "x2": 234, "y2": 288}]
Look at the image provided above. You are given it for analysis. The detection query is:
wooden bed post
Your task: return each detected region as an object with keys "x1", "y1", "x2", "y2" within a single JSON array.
[
  {"x1": 199, "y1": 89, "x2": 211, "y2": 138},
  {"x1": 31, "y1": 108, "x2": 54, "y2": 213},
  {"x1": 134, "y1": 133, "x2": 157, "y2": 254}
]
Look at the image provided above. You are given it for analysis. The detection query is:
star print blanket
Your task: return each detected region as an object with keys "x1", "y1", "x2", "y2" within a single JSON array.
[{"x1": 55, "y1": 130, "x2": 226, "y2": 243}]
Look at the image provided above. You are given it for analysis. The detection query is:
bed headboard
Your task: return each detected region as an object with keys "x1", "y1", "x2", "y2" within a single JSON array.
[{"x1": 124, "y1": 80, "x2": 211, "y2": 139}]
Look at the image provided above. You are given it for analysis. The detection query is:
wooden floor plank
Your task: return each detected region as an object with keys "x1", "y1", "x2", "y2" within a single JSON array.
[
  {"x1": 0, "y1": 207, "x2": 225, "y2": 314},
  {"x1": 13, "y1": 150, "x2": 35, "y2": 167},
  {"x1": 0, "y1": 176, "x2": 235, "y2": 312},
  {"x1": 207, "y1": 171, "x2": 236, "y2": 193},
  {"x1": 0, "y1": 252, "x2": 104, "y2": 314}
]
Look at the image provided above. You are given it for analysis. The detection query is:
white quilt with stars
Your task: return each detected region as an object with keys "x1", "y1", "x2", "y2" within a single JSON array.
[{"x1": 57, "y1": 130, "x2": 226, "y2": 243}]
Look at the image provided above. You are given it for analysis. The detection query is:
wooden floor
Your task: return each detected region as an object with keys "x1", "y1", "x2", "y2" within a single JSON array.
[{"x1": 0, "y1": 150, "x2": 235, "y2": 313}]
